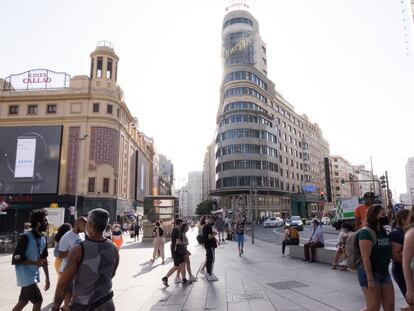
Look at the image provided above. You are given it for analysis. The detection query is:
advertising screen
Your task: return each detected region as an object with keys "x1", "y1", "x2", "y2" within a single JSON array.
[
  {"x1": 0, "y1": 126, "x2": 62, "y2": 194},
  {"x1": 136, "y1": 150, "x2": 149, "y2": 201}
]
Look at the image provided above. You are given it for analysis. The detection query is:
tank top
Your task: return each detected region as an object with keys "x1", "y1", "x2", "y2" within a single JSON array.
[{"x1": 72, "y1": 238, "x2": 117, "y2": 306}]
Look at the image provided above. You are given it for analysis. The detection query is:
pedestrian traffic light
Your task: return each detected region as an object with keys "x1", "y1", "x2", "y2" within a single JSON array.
[
  {"x1": 380, "y1": 175, "x2": 386, "y2": 189},
  {"x1": 341, "y1": 179, "x2": 346, "y2": 186},
  {"x1": 319, "y1": 191, "x2": 325, "y2": 201}
]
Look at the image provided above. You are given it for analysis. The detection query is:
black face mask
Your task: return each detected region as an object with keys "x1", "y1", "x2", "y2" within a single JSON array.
[{"x1": 379, "y1": 216, "x2": 389, "y2": 227}]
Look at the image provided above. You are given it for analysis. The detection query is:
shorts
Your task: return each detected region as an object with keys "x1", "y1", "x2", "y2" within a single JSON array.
[
  {"x1": 19, "y1": 283, "x2": 42, "y2": 304},
  {"x1": 236, "y1": 234, "x2": 244, "y2": 246},
  {"x1": 357, "y1": 262, "x2": 392, "y2": 288},
  {"x1": 173, "y1": 254, "x2": 185, "y2": 267}
]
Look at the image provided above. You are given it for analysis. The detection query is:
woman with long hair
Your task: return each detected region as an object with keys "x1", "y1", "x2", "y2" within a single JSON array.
[
  {"x1": 358, "y1": 204, "x2": 394, "y2": 311},
  {"x1": 389, "y1": 209, "x2": 410, "y2": 311},
  {"x1": 53, "y1": 223, "x2": 72, "y2": 279},
  {"x1": 403, "y1": 206, "x2": 414, "y2": 310},
  {"x1": 151, "y1": 221, "x2": 165, "y2": 264}
]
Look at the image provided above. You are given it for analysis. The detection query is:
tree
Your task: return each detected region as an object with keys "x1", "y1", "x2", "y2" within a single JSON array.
[{"x1": 196, "y1": 199, "x2": 213, "y2": 216}]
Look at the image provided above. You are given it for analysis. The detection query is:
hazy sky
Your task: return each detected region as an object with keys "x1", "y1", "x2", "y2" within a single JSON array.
[{"x1": 1, "y1": 0, "x2": 413, "y2": 197}]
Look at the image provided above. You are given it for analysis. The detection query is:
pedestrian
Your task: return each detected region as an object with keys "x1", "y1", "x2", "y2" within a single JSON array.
[
  {"x1": 180, "y1": 222, "x2": 197, "y2": 282},
  {"x1": 162, "y1": 219, "x2": 188, "y2": 287},
  {"x1": 197, "y1": 216, "x2": 208, "y2": 275},
  {"x1": 151, "y1": 221, "x2": 165, "y2": 264},
  {"x1": 53, "y1": 223, "x2": 72, "y2": 280},
  {"x1": 112, "y1": 224, "x2": 123, "y2": 249},
  {"x1": 357, "y1": 204, "x2": 394, "y2": 311},
  {"x1": 389, "y1": 209, "x2": 410, "y2": 311},
  {"x1": 403, "y1": 207, "x2": 414, "y2": 310},
  {"x1": 235, "y1": 218, "x2": 245, "y2": 257},
  {"x1": 51, "y1": 208, "x2": 119, "y2": 311},
  {"x1": 134, "y1": 221, "x2": 140, "y2": 241},
  {"x1": 11, "y1": 209, "x2": 50, "y2": 311},
  {"x1": 203, "y1": 216, "x2": 218, "y2": 281},
  {"x1": 355, "y1": 192, "x2": 376, "y2": 230},
  {"x1": 103, "y1": 224, "x2": 112, "y2": 240},
  {"x1": 282, "y1": 224, "x2": 299, "y2": 256},
  {"x1": 216, "y1": 217, "x2": 225, "y2": 242},
  {"x1": 57, "y1": 216, "x2": 87, "y2": 311},
  {"x1": 331, "y1": 222, "x2": 352, "y2": 270},
  {"x1": 303, "y1": 219, "x2": 324, "y2": 263}
]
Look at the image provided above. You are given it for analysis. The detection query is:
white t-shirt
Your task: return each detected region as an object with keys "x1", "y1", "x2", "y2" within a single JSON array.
[{"x1": 58, "y1": 230, "x2": 83, "y2": 272}]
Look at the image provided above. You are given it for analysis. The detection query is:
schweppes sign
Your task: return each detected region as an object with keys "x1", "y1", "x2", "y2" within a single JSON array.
[{"x1": 224, "y1": 32, "x2": 256, "y2": 59}]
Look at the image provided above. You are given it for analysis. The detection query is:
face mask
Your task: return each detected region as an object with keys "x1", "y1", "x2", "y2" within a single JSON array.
[{"x1": 379, "y1": 216, "x2": 389, "y2": 226}]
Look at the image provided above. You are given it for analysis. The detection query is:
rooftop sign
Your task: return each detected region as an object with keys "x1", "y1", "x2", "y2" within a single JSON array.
[
  {"x1": 4, "y1": 69, "x2": 70, "y2": 91},
  {"x1": 225, "y1": 0, "x2": 250, "y2": 12}
]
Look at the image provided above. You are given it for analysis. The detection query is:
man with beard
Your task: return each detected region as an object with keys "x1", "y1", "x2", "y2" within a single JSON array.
[{"x1": 12, "y1": 209, "x2": 50, "y2": 311}]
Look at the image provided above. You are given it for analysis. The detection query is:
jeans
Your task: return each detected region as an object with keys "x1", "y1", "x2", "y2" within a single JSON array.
[
  {"x1": 357, "y1": 262, "x2": 392, "y2": 288},
  {"x1": 206, "y1": 247, "x2": 215, "y2": 276},
  {"x1": 303, "y1": 241, "x2": 324, "y2": 261},
  {"x1": 392, "y1": 262, "x2": 407, "y2": 296},
  {"x1": 282, "y1": 238, "x2": 299, "y2": 254}
]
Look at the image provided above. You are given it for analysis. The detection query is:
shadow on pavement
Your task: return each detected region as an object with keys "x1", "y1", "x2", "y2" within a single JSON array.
[{"x1": 121, "y1": 241, "x2": 153, "y2": 250}]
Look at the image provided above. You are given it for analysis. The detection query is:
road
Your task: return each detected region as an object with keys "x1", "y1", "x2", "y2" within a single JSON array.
[{"x1": 249, "y1": 224, "x2": 340, "y2": 247}]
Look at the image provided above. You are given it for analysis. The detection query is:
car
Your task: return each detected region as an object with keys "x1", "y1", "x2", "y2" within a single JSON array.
[
  {"x1": 263, "y1": 217, "x2": 284, "y2": 228},
  {"x1": 289, "y1": 216, "x2": 304, "y2": 231},
  {"x1": 321, "y1": 216, "x2": 331, "y2": 225}
]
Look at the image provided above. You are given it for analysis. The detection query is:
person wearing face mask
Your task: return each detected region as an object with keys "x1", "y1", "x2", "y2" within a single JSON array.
[
  {"x1": 51, "y1": 208, "x2": 119, "y2": 311},
  {"x1": 357, "y1": 204, "x2": 394, "y2": 311},
  {"x1": 12, "y1": 209, "x2": 50, "y2": 311}
]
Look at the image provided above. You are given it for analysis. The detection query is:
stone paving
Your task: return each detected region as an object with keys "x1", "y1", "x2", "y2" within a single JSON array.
[{"x1": 0, "y1": 230, "x2": 407, "y2": 310}]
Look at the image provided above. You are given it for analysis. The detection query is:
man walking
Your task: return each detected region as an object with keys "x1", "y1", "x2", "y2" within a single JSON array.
[
  {"x1": 51, "y1": 208, "x2": 119, "y2": 311},
  {"x1": 355, "y1": 192, "x2": 375, "y2": 229},
  {"x1": 57, "y1": 216, "x2": 86, "y2": 310},
  {"x1": 203, "y1": 216, "x2": 218, "y2": 281},
  {"x1": 12, "y1": 209, "x2": 50, "y2": 311}
]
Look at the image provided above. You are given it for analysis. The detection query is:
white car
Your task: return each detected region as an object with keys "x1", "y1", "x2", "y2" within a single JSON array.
[{"x1": 263, "y1": 217, "x2": 284, "y2": 228}]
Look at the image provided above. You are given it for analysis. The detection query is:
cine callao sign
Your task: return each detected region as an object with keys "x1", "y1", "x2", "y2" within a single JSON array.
[
  {"x1": 23, "y1": 72, "x2": 52, "y2": 84},
  {"x1": 4, "y1": 69, "x2": 70, "y2": 91}
]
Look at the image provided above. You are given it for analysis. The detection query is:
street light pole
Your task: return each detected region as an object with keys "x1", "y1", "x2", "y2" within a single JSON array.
[{"x1": 72, "y1": 134, "x2": 88, "y2": 214}]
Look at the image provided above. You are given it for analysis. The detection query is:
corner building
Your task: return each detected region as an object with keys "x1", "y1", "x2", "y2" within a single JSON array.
[
  {"x1": 0, "y1": 42, "x2": 154, "y2": 231},
  {"x1": 210, "y1": 9, "x2": 330, "y2": 219}
]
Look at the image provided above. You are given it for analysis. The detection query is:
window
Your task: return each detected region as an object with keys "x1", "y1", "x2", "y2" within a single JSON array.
[
  {"x1": 93, "y1": 103, "x2": 100, "y2": 112},
  {"x1": 106, "y1": 58, "x2": 113, "y2": 79},
  {"x1": 262, "y1": 46, "x2": 267, "y2": 54},
  {"x1": 334, "y1": 172, "x2": 339, "y2": 176},
  {"x1": 47, "y1": 104, "x2": 57, "y2": 114},
  {"x1": 9, "y1": 105, "x2": 18, "y2": 115},
  {"x1": 263, "y1": 58, "x2": 267, "y2": 65},
  {"x1": 88, "y1": 178, "x2": 96, "y2": 192},
  {"x1": 117, "y1": 108, "x2": 120, "y2": 118},
  {"x1": 336, "y1": 186, "x2": 340, "y2": 191},
  {"x1": 90, "y1": 58, "x2": 94, "y2": 78},
  {"x1": 103, "y1": 178, "x2": 109, "y2": 193},
  {"x1": 97, "y1": 57, "x2": 103, "y2": 78},
  {"x1": 27, "y1": 105, "x2": 38, "y2": 115},
  {"x1": 107, "y1": 104, "x2": 113, "y2": 114}
]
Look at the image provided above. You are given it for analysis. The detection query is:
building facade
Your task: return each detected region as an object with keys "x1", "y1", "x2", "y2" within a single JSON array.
[
  {"x1": 208, "y1": 8, "x2": 330, "y2": 219},
  {"x1": 330, "y1": 156, "x2": 358, "y2": 199},
  {"x1": 187, "y1": 171, "x2": 203, "y2": 217},
  {"x1": 0, "y1": 41, "x2": 154, "y2": 231},
  {"x1": 406, "y1": 157, "x2": 414, "y2": 205}
]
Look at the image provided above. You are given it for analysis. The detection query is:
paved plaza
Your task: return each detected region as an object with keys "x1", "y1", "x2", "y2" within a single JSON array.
[{"x1": 0, "y1": 230, "x2": 407, "y2": 310}]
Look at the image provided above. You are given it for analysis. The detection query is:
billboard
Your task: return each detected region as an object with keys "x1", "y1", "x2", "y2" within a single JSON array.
[
  {"x1": 4, "y1": 69, "x2": 70, "y2": 91},
  {"x1": 0, "y1": 126, "x2": 62, "y2": 194},
  {"x1": 135, "y1": 150, "x2": 149, "y2": 202}
]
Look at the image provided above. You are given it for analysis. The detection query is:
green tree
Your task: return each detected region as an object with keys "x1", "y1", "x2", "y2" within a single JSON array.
[{"x1": 196, "y1": 199, "x2": 213, "y2": 216}]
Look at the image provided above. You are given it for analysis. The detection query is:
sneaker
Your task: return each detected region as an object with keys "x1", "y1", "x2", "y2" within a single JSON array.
[
  {"x1": 189, "y1": 275, "x2": 198, "y2": 282},
  {"x1": 241, "y1": 248, "x2": 243, "y2": 254},
  {"x1": 174, "y1": 277, "x2": 182, "y2": 283},
  {"x1": 162, "y1": 277, "x2": 169, "y2": 287},
  {"x1": 207, "y1": 275, "x2": 219, "y2": 281},
  {"x1": 182, "y1": 278, "x2": 188, "y2": 285}
]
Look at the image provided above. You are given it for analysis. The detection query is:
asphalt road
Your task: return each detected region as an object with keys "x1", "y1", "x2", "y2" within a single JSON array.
[{"x1": 248, "y1": 224, "x2": 340, "y2": 247}]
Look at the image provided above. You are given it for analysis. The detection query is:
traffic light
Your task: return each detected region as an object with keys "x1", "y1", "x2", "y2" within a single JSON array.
[
  {"x1": 380, "y1": 175, "x2": 386, "y2": 190},
  {"x1": 319, "y1": 191, "x2": 325, "y2": 201},
  {"x1": 341, "y1": 179, "x2": 346, "y2": 186}
]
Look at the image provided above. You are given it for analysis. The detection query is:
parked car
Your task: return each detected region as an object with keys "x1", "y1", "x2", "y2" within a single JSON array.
[
  {"x1": 289, "y1": 216, "x2": 303, "y2": 231},
  {"x1": 321, "y1": 216, "x2": 331, "y2": 225},
  {"x1": 263, "y1": 217, "x2": 284, "y2": 228}
]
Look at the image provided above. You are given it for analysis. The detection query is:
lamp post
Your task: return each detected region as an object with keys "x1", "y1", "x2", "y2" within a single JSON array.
[{"x1": 70, "y1": 134, "x2": 88, "y2": 214}]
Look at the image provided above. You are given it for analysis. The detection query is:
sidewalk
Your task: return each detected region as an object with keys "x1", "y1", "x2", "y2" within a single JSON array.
[{"x1": 0, "y1": 230, "x2": 407, "y2": 310}]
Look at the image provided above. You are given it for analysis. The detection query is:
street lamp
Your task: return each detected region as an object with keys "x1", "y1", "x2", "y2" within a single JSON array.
[{"x1": 70, "y1": 134, "x2": 88, "y2": 213}]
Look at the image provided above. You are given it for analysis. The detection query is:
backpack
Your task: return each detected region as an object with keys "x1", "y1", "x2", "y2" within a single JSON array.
[
  {"x1": 290, "y1": 228, "x2": 299, "y2": 239},
  {"x1": 345, "y1": 226, "x2": 377, "y2": 270},
  {"x1": 196, "y1": 234, "x2": 204, "y2": 245}
]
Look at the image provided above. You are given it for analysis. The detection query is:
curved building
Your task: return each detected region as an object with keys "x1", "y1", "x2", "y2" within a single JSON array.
[{"x1": 209, "y1": 8, "x2": 330, "y2": 219}]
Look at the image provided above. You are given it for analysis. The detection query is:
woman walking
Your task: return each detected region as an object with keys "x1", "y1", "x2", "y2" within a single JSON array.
[
  {"x1": 235, "y1": 218, "x2": 245, "y2": 257},
  {"x1": 389, "y1": 209, "x2": 410, "y2": 311},
  {"x1": 357, "y1": 204, "x2": 394, "y2": 311},
  {"x1": 151, "y1": 221, "x2": 165, "y2": 264},
  {"x1": 112, "y1": 224, "x2": 123, "y2": 249},
  {"x1": 403, "y1": 207, "x2": 414, "y2": 310}
]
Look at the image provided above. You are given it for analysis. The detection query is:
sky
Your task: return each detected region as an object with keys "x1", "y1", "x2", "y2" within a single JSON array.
[{"x1": 1, "y1": 0, "x2": 413, "y2": 198}]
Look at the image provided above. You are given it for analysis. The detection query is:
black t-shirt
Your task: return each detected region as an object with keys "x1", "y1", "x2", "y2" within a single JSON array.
[
  {"x1": 171, "y1": 227, "x2": 180, "y2": 251},
  {"x1": 389, "y1": 227, "x2": 404, "y2": 264},
  {"x1": 203, "y1": 223, "x2": 217, "y2": 249},
  {"x1": 235, "y1": 222, "x2": 245, "y2": 235},
  {"x1": 153, "y1": 226, "x2": 164, "y2": 237}
]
